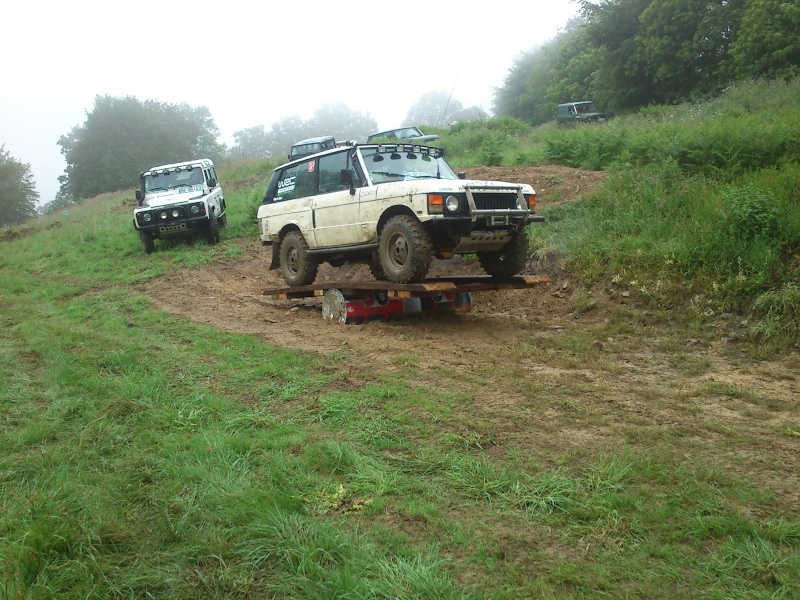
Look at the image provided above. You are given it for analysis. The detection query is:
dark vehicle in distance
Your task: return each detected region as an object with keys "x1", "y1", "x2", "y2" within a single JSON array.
[
  {"x1": 556, "y1": 101, "x2": 612, "y2": 126},
  {"x1": 289, "y1": 136, "x2": 337, "y2": 161},
  {"x1": 367, "y1": 126, "x2": 438, "y2": 143}
]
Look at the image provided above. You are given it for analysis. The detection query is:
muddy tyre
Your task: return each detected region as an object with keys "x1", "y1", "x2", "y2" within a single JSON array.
[
  {"x1": 477, "y1": 228, "x2": 529, "y2": 281},
  {"x1": 369, "y1": 251, "x2": 388, "y2": 281},
  {"x1": 279, "y1": 230, "x2": 318, "y2": 286},
  {"x1": 378, "y1": 215, "x2": 433, "y2": 283},
  {"x1": 207, "y1": 211, "x2": 221, "y2": 245},
  {"x1": 140, "y1": 231, "x2": 155, "y2": 254}
]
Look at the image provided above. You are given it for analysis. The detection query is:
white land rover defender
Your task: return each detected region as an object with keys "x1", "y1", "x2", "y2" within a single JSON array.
[
  {"x1": 133, "y1": 158, "x2": 226, "y2": 253},
  {"x1": 257, "y1": 143, "x2": 544, "y2": 286}
]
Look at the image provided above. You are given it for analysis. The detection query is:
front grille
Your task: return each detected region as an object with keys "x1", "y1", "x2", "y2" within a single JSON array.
[{"x1": 472, "y1": 192, "x2": 518, "y2": 210}]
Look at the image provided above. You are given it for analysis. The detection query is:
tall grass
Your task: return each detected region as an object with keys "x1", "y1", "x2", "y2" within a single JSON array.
[
  {"x1": 521, "y1": 78, "x2": 800, "y2": 345},
  {"x1": 544, "y1": 78, "x2": 800, "y2": 176}
]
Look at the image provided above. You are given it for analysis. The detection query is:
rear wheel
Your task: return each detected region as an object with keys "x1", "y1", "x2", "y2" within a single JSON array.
[
  {"x1": 140, "y1": 231, "x2": 155, "y2": 254},
  {"x1": 477, "y1": 228, "x2": 529, "y2": 280},
  {"x1": 378, "y1": 215, "x2": 433, "y2": 283},
  {"x1": 279, "y1": 231, "x2": 318, "y2": 286}
]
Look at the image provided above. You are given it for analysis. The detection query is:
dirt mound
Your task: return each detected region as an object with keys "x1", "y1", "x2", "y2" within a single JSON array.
[{"x1": 463, "y1": 165, "x2": 605, "y2": 207}]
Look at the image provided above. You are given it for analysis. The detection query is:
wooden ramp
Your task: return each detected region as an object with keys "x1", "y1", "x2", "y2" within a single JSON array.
[{"x1": 263, "y1": 275, "x2": 552, "y2": 300}]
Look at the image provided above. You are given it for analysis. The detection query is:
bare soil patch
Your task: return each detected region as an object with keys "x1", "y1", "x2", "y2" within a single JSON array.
[{"x1": 136, "y1": 166, "x2": 800, "y2": 513}]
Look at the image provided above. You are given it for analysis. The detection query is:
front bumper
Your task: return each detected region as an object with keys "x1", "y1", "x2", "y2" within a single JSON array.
[{"x1": 134, "y1": 202, "x2": 210, "y2": 235}]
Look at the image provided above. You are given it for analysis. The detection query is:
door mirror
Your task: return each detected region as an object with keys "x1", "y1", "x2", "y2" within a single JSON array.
[
  {"x1": 135, "y1": 190, "x2": 142, "y2": 205},
  {"x1": 458, "y1": 172, "x2": 466, "y2": 180},
  {"x1": 208, "y1": 177, "x2": 217, "y2": 188}
]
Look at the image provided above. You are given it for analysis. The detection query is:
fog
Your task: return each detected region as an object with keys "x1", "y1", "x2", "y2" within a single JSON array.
[{"x1": 2, "y1": 0, "x2": 579, "y2": 204}]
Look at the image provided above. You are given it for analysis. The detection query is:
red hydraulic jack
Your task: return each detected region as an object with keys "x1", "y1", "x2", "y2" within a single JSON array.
[{"x1": 321, "y1": 289, "x2": 472, "y2": 324}]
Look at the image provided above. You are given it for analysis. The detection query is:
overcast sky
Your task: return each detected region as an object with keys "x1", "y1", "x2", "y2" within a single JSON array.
[{"x1": 2, "y1": 0, "x2": 579, "y2": 204}]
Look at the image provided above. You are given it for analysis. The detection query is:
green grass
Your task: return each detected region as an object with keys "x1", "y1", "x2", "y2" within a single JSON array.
[{"x1": 2, "y1": 216, "x2": 797, "y2": 597}]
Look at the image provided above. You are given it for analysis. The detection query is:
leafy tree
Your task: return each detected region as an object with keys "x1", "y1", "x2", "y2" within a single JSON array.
[
  {"x1": 252, "y1": 105, "x2": 377, "y2": 159},
  {"x1": 230, "y1": 125, "x2": 273, "y2": 159},
  {"x1": 0, "y1": 146, "x2": 39, "y2": 227},
  {"x1": 58, "y1": 95, "x2": 226, "y2": 200},
  {"x1": 403, "y1": 91, "x2": 464, "y2": 128},
  {"x1": 263, "y1": 115, "x2": 310, "y2": 158},
  {"x1": 307, "y1": 103, "x2": 377, "y2": 142},
  {"x1": 731, "y1": 0, "x2": 800, "y2": 79},
  {"x1": 495, "y1": 19, "x2": 595, "y2": 125},
  {"x1": 632, "y1": 0, "x2": 744, "y2": 102},
  {"x1": 578, "y1": 0, "x2": 656, "y2": 110},
  {"x1": 448, "y1": 105, "x2": 489, "y2": 124},
  {"x1": 545, "y1": 20, "x2": 607, "y2": 108}
]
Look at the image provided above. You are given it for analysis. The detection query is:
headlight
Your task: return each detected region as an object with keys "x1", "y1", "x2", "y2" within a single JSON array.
[
  {"x1": 445, "y1": 195, "x2": 459, "y2": 212},
  {"x1": 172, "y1": 209, "x2": 180, "y2": 218},
  {"x1": 160, "y1": 212, "x2": 167, "y2": 220},
  {"x1": 143, "y1": 213, "x2": 152, "y2": 222},
  {"x1": 190, "y1": 204, "x2": 200, "y2": 214}
]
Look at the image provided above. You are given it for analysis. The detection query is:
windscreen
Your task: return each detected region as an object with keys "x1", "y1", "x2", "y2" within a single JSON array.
[
  {"x1": 145, "y1": 167, "x2": 204, "y2": 193},
  {"x1": 291, "y1": 143, "x2": 320, "y2": 158},
  {"x1": 361, "y1": 147, "x2": 457, "y2": 184}
]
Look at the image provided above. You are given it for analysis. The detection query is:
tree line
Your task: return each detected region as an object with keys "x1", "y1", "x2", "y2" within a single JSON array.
[
  {"x1": 493, "y1": 0, "x2": 800, "y2": 124},
  {"x1": 0, "y1": 146, "x2": 39, "y2": 227}
]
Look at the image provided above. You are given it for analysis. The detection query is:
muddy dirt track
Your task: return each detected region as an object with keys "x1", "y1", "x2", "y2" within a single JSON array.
[{"x1": 137, "y1": 166, "x2": 800, "y2": 513}]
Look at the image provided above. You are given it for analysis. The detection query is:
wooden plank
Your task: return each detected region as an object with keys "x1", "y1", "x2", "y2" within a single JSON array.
[{"x1": 262, "y1": 275, "x2": 551, "y2": 299}]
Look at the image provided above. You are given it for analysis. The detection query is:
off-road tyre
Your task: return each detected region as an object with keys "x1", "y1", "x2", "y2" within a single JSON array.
[
  {"x1": 477, "y1": 228, "x2": 529, "y2": 281},
  {"x1": 279, "y1": 230, "x2": 319, "y2": 286},
  {"x1": 378, "y1": 215, "x2": 433, "y2": 283},
  {"x1": 140, "y1": 231, "x2": 155, "y2": 254},
  {"x1": 369, "y1": 251, "x2": 388, "y2": 281},
  {"x1": 207, "y1": 211, "x2": 221, "y2": 245}
]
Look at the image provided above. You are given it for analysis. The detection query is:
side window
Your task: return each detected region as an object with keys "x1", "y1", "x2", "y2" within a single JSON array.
[
  {"x1": 209, "y1": 167, "x2": 218, "y2": 185},
  {"x1": 318, "y1": 151, "x2": 351, "y2": 195},
  {"x1": 294, "y1": 159, "x2": 318, "y2": 198},
  {"x1": 274, "y1": 160, "x2": 316, "y2": 202},
  {"x1": 274, "y1": 164, "x2": 301, "y2": 202}
]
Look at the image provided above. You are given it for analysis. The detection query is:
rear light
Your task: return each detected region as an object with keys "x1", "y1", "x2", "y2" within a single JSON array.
[{"x1": 427, "y1": 194, "x2": 443, "y2": 214}]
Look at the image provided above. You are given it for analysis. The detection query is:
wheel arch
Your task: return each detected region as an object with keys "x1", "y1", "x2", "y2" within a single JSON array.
[
  {"x1": 270, "y1": 223, "x2": 303, "y2": 270},
  {"x1": 376, "y1": 205, "x2": 419, "y2": 235}
]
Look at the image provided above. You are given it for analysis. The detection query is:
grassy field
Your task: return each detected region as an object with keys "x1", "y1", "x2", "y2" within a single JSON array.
[{"x1": 2, "y1": 80, "x2": 799, "y2": 598}]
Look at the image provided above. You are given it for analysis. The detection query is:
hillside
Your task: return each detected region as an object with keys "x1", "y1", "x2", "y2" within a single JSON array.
[
  {"x1": 138, "y1": 165, "x2": 798, "y2": 509},
  {"x1": 1, "y1": 162, "x2": 798, "y2": 598}
]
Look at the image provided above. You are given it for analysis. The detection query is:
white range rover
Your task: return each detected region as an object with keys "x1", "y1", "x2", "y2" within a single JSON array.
[{"x1": 257, "y1": 143, "x2": 544, "y2": 286}]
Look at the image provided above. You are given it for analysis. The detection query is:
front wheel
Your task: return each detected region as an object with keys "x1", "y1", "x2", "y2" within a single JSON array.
[
  {"x1": 378, "y1": 215, "x2": 433, "y2": 283},
  {"x1": 369, "y1": 251, "x2": 388, "y2": 281},
  {"x1": 477, "y1": 228, "x2": 529, "y2": 280},
  {"x1": 140, "y1": 231, "x2": 155, "y2": 254},
  {"x1": 279, "y1": 231, "x2": 319, "y2": 286},
  {"x1": 207, "y1": 211, "x2": 221, "y2": 245}
]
